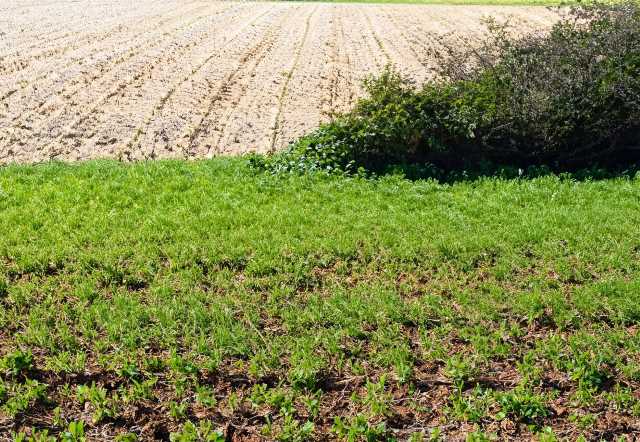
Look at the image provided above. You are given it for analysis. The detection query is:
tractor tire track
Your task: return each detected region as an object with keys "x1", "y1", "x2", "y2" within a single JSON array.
[
  {"x1": 269, "y1": 5, "x2": 319, "y2": 152},
  {"x1": 273, "y1": 4, "x2": 346, "y2": 147},
  {"x1": 190, "y1": 6, "x2": 310, "y2": 157},
  {"x1": 125, "y1": 5, "x2": 285, "y2": 160},
  {"x1": 181, "y1": 6, "x2": 300, "y2": 158}
]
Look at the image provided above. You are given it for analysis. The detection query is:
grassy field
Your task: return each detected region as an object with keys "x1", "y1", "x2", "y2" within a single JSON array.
[
  {"x1": 289, "y1": 0, "x2": 562, "y2": 5},
  {"x1": 1, "y1": 159, "x2": 640, "y2": 440}
]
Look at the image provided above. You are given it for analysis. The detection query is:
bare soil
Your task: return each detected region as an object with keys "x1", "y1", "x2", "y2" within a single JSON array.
[{"x1": 0, "y1": 1, "x2": 559, "y2": 164}]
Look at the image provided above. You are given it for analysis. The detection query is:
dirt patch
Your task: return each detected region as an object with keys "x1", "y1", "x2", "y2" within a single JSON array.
[{"x1": 0, "y1": 1, "x2": 559, "y2": 164}]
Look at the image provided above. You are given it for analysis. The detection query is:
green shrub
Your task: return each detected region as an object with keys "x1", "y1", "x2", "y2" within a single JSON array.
[{"x1": 255, "y1": 2, "x2": 640, "y2": 177}]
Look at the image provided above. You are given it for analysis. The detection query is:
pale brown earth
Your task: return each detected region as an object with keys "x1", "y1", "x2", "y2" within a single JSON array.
[{"x1": 0, "y1": 1, "x2": 559, "y2": 164}]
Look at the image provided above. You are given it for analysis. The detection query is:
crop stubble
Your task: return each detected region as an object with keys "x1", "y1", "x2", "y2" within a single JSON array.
[{"x1": 0, "y1": 1, "x2": 558, "y2": 164}]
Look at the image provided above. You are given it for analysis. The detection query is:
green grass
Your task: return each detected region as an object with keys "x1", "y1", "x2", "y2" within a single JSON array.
[
  {"x1": 281, "y1": 0, "x2": 563, "y2": 5},
  {"x1": 1, "y1": 159, "x2": 640, "y2": 440}
]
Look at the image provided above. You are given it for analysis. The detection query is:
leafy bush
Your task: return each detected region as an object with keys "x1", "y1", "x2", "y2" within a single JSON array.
[{"x1": 255, "y1": 1, "x2": 640, "y2": 176}]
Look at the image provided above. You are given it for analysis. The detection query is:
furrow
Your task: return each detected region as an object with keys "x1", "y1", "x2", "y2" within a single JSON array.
[
  {"x1": 0, "y1": 2, "x2": 215, "y2": 92},
  {"x1": 2, "y1": 3, "x2": 239, "y2": 132},
  {"x1": 183, "y1": 6, "x2": 297, "y2": 158},
  {"x1": 268, "y1": 5, "x2": 319, "y2": 153},
  {"x1": 272, "y1": 4, "x2": 343, "y2": 148},
  {"x1": 125, "y1": 5, "x2": 285, "y2": 160},
  {"x1": 2, "y1": 4, "x2": 260, "y2": 162}
]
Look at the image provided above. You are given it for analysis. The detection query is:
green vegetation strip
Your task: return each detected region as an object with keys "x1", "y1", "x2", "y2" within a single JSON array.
[
  {"x1": 280, "y1": 0, "x2": 563, "y2": 5},
  {"x1": 1, "y1": 159, "x2": 640, "y2": 440}
]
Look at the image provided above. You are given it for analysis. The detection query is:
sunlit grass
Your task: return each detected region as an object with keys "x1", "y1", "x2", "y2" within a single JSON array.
[
  {"x1": 287, "y1": 0, "x2": 564, "y2": 5},
  {"x1": 1, "y1": 159, "x2": 639, "y2": 439}
]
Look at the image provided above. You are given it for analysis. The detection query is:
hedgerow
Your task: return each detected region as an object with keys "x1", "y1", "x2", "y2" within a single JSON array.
[{"x1": 254, "y1": 1, "x2": 640, "y2": 177}]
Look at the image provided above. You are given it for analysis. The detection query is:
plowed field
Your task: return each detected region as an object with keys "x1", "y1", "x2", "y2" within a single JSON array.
[{"x1": 0, "y1": 1, "x2": 558, "y2": 163}]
